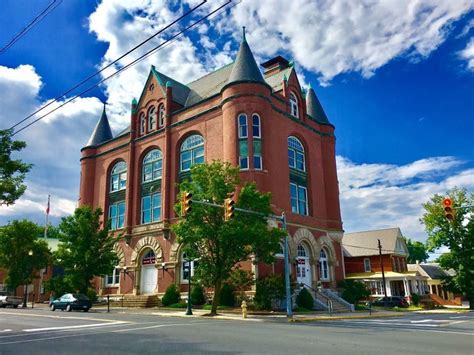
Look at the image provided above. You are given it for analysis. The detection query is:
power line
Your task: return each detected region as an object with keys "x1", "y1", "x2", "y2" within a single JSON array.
[
  {"x1": 7, "y1": 0, "x2": 208, "y2": 131},
  {"x1": 0, "y1": 0, "x2": 62, "y2": 54},
  {"x1": 10, "y1": 0, "x2": 235, "y2": 137}
]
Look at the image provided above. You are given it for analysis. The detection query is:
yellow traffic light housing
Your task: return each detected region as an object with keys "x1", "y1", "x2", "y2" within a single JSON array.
[
  {"x1": 442, "y1": 197, "x2": 455, "y2": 221},
  {"x1": 181, "y1": 191, "x2": 193, "y2": 217},
  {"x1": 224, "y1": 197, "x2": 235, "y2": 221}
]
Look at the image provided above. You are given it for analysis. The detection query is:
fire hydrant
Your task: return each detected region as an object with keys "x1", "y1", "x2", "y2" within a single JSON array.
[{"x1": 241, "y1": 300, "x2": 248, "y2": 319}]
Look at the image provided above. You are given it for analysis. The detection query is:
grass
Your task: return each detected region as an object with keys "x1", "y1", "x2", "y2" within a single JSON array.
[
  {"x1": 166, "y1": 302, "x2": 188, "y2": 309},
  {"x1": 202, "y1": 304, "x2": 231, "y2": 310}
]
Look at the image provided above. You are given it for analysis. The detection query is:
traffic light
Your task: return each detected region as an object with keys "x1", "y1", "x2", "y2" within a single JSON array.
[
  {"x1": 442, "y1": 197, "x2": 455, "y2": 221},
  {"x1": 181, "y1": 191, "x2": 192, "y2": 217},
  {"x1": 224, "y1": 196, "x2": 235, "y2": 221}
]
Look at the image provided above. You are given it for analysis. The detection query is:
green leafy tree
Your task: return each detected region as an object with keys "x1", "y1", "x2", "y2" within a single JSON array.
[
  {"x1": 172, "y1": 161, "x2": 285, "y2": 315},
  {"x1": 0, "y1": 129, "x2": 32, "y2": 206},
  {"x1": 296, "y1": 287, "x2": 314, "y2": 310},
  {"x1": 339, "y1": 280, "x2": 370, "y2": 305},
  {"x1": 55, "y1": 207, "x2": 117, "y2": 294},
  {"x1": 420, "y1": 187, "x2": 474, "y2": 309},
  {"x1": 0, "y1": 220, "x2": 50, "y2": 294},
  {"x1": 405, "y1": 238, "x2": 429, "y2": 264}
]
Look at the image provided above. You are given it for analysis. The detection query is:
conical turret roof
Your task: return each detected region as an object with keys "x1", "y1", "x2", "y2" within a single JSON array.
[
  {"x1": 86, "y1": 104, "x2": 113, "y2": 147},
  {"x1": 306, "y1": 86, "x2": 330, "y2": 124},
  {"x1": 227, "y1": 27, "x2": 265, "y2": 84}
]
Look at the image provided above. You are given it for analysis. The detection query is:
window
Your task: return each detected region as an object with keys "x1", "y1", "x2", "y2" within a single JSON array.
[
  {"x1": 139, "y1": 113, "x2": 146, "y2": 135},
  {"x1": 148, "y1": 106, "x2": 157, "y2": 131},
  {"x1": 365, "y1": 281, "x2": 383, "y2": 295},
  {"x1": 141, "y1": 193, "x2": 162, "y2": 224},
  {"x1": 319, "y1": 248, "x2": 329, "y2": 281},
  {"x1": 288, "y1": 136, "x2": 305, "y2": 172},
  {"x1": 297, "y1": 244, "x2": 307, "y2": 257},
  {"x1": 289, "y1": 92, "x2": 299, "y2": 118},
  {"x1": 238, "y1": 114, "x2": 247, "y2": 138},
  {"x1": 105, "y1": 267, "x2": 120, "y2": 286},
  {"x1": 252, "y1": 114, "x2": 261, "y2": 138},
  {"x1": 142, "y1": 149, "x2": 162, "y2": 182},
  {"x1": 158, "y1": 104, "x2": 165, "y2": 127},
  {"x1": 109, "y1": 201, "x2": 125, "y2": 230},
  {"x1": 180, "y1": 135, "x2": 204, "y2": 172},
  {"x1": 142, "y1": 250, "x2": 156, "y2": 265},
  {"x1": 364, "y1": 258, "x2": 371, "y2": 272},
  {"x1": 239, "y1": 140, "x2": 248, "y2": 169},
  {"x1": 181, "y1": 252, "x2": 198, "y2": 283},
  {"x1": 110, "y1": 161, "x2": 127, "y2": 192},
  {"x1": 290, "y1": 182, "x2": 308, "y2": 215}
]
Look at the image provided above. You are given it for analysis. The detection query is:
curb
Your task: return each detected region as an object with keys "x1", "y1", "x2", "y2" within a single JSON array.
[{"x1": 289, "y1": 313, "x2": 403, "y2": 322}]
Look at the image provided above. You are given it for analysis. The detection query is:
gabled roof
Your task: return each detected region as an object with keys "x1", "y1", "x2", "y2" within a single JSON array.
[
  {"x1": 306, "y1": 86, "x2": 330, "y2": 124},
  {"x1": 264, "y1": 66, "x2": 294, "y2": 92},
  {"x1": 343, "y1": 228, "x2": 408, "y2": 257},
  {"x1": 85, "y1": 105, "x2": 113, "y2": 147},
  {"x1": 151, "y1": 66, "x2": 190, "y2": 106},
  {"x1": 407, "y1": 263, "x2": 455, "y2": 279}
]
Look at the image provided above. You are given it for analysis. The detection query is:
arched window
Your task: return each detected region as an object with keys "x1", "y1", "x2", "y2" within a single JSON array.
[
  {"x1": 319, "y1": 248, "x2": 329, "y2": 281},
  {"x1": 275, "y1": 242, "x2": 285, "y2": 258},
  {"x1": 289, "y1": 92, "x2": 299, "y2": 118},
  {"x1": 181, "y1": 252, "x2": 198, "y2": 283},
  {"x1": 238, "y1": 114, "x2": 247, "y2": 138},
  {"x1": 142, "y1": 149, "x2": 162, "y2": 182},
  {"x1": 139, "y1": 113, "x2": 146, "y2": 135},
  {"x1": 105, "y1": 267, "x2": 120, "y2": 286},
  {"x1": 252, "y1": 114, "x2": 262, "y2": 170},
  {"x1": 148, "y1": 106, "x2": 157, "y2": 131},
  {"x1": 110, "y1": 161, "x2": 127, "y2": 192},
  {"x1": 252, "y1": 114, "x2": 261, "y2": 138},
  {"x1": 142, "y1": 250, "x2": 156, "y2": 265},
  {"x1": 288, "y1": 136, "x2": 305, "y2": 172},
  {"x1": 238, "y1": 114, "x2": 248, "y2": 170},
  {"x1": 180, "y1": 134, "x2": 204, "y2": 172},
  {"x1": 297, "y1": 243, "x2": 308, "y2": 257},
  {"x1": 158, "y1": 104, "x2": 165, "y2": 127}
]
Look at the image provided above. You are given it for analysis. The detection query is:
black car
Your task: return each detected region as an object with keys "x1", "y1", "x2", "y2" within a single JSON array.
[
  {"x1": 50, "y1": 293, "x2": 92, "y2": 312},
  {"x1": 369, "y1": 296, "x2": 409, "y2": 308}
]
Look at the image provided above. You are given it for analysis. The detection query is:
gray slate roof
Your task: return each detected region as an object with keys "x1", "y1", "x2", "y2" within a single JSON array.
[
  {"x1": 151, "y1": 66, "x2": 190, "y2": 106},
  {"x1": 407, "y1": 263, "x2": 454, "y2": 279},
  {"x1": 343, "y1": 228, "x2": 407, "y2": 257},
  {"x1": 86, "y1": 106, "x2": 113, "y2": 147},
  {"x1": 306, "y1": 86, "x2": 329, "y2": 123},
  {"x1": 227, "y1": 38, "x2": 265, "y2": 85}
]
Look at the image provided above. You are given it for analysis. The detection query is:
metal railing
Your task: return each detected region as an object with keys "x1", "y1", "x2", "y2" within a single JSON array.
[{"x1": 298, "y1": 282, "x2": 333, "y2": 315}]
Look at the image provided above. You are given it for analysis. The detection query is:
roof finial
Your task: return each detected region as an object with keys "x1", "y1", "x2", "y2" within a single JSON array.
[{"x1": 242, "y1": 26, "x2": 246, "y2": 43}]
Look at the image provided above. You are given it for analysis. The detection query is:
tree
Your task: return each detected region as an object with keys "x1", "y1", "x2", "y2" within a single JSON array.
[
  {"x1": 420, "y1": 187, "x2": 474, "y2": 309},
  {"x1": 55, "y1": 207, "x2": 117, "y2": 294},
  {"x1": 0, "y1": 129, "x2": 32, "y2": 206},
  {"x1": 405, "y1": 238, "x2": 429, "y2": 264},
  {"x1": 339, "y1": 280, "x2": 370, "y2": 305},
  {"x1": 0, "y1": 220, "x2": 50, "y2": 295},
  {"x1": 172, "y1": 161, "x2": 285, "y2": 316}
]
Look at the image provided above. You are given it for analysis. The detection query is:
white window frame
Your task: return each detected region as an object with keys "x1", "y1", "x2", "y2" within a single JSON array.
[
  {"x1": 319, "y1": 248, "x2": 329, "y2": 281},
  {"x1": 110, "y1": 161, "x2": 127, "y2": 192},
  {"x1": 109, "y1": 201, "x2": 125, "y2": 230},
  {"x1": 148, "y1": 106, "x2": 157, "y2": 131},
  {"x1": 364, "y1": 258, "x2": 371, "y2": 272},
  {"x1": 158, "y1": 104, "x2": 165, "y2": 127},
  {"x1": 142, "y1": 149, "x2": 163, "y2": 182},
  {"x1": 288, "y1": 136, "x2": 306, "y2": 172},
  {"x1": 139, "y1": 113, "x2": 146, "y2": 135},
  {"x1": 290, "y1": 182, "x2": 308, "y2": 215},
  {"x1": 252, "y1": 114, "x2": 261, "y2": 138},
  {"x1": 105, "y1": 267, "x2": 120, "y2": 287},
  {"x1": 289, "y1": 92, "x2": 299, "y2": 118},
  {"x1": 141, "y1": 193, "x2": 162, "y2": 224},
  {"x1": 238, "y1": 114, "x2": 248, "y2": 138},
  {"x1": 180, "y1": 135, "x2": 205, "y2": 172}
]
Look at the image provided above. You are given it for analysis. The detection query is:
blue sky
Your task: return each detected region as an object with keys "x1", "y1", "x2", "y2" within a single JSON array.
[{"x1": 0, "y1": 0, "x2": 473, "y2": 251}]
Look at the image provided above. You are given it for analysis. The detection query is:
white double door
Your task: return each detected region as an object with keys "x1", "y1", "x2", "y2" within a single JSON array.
[
  {"x1": 296, "y1": 257, "x2": 312, "y2": 286},
  {"x1": 140, "y1": 265, "x2": 157, "y2": 294}
]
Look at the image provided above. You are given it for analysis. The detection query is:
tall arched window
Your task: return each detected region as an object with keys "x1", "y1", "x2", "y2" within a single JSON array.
[
  {"x1": 238, "y1": 114, "x2": 247, "y2": 138},
  {"x1": 289, "y1": 92, "x2": 299, "y2": 118},
  {"x1": 288, "y1": 136, "x2": 305, "y2": 172},
  {"x1": 319, "y1": 248, "x2": 329, "y2": 281},
  {"x1": 180, "y1": 134, "x2": 204, "y2": 172},
  {"x1": 297, "y1": 244, "x2": 307, "y2": 257},
  {"x1": 139, "y1": 113, "x2": 146, "y2": 135},
  {"x1": 252, "y1": 114, "x2": 262, "y2": 170},
  {"x1": 148, "y1": 106, "x2": 157, "y2": 131},
  {"x1": 110, "y1": 161, "x2": 127, "y2": 192},
  {"x1": 238, "y1": 114, "x2": 248, "y2": 170},
  {"x1": 158, "y1": 104, "x2": 165, "y2": 127},
  {"x1": 252, "y1": 114, "x2": 261, "y2": 138},
  {"x1": 142, "y1": 149, "x2": 162, "y2": 182}
]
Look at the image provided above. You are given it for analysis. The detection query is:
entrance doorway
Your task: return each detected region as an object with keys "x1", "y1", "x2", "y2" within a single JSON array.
[
  {"x1": 296, "y1": 243, "x2": 312, "y2": 286},
  {"x1": 140, "y1": 249, "x2": 157, "y2": 294}
]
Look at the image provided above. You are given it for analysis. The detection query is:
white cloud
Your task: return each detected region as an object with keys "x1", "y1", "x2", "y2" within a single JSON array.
[
  {"x1": 459, "y1": 37, "x2": 474, "y2": 70},
  {"x1": 337, "y1": 156, "x2": 474, "y2": 242}
]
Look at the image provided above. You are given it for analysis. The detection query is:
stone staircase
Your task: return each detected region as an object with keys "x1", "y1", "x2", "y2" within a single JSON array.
[
  {"x1": 108, "y1": 295, "x2": 160, "y2": 308},
  {"x1": 297, "y1": 283, "x2": 354, "y2": 313}
]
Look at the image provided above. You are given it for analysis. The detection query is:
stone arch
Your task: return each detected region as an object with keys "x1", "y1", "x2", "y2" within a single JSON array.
[
  {"x1": 113, "y1": 243, "x2": 126, "y2": 267},
  {"x1": 289, "y1": 228, "x2": 318, "y2": 262},
  {"x1": 169, "y1": 241, "x2": 180, "y2": 263},
  {"x1": 316, "y1": 234, "x2": 336, "y2": 264},
  {"x1": 131, "y1": 236, "x2": 163, "y2": 266}
]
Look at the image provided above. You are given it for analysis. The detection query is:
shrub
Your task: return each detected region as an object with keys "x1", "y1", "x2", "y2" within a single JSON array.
[
  {"x1": 161, "y1": 284, "x2": 180, "y2": 306},
  {"x1": 296, "y1": 288, "x2": 314, "y2": 310},
  {"x1": 254, "y1": 275, "x2": 286, "y2": 310},
  {"x1": 168, "y1": 302, "x2": 187, "y2": 308},
  {"x1": 219, "y1": 283, "x2": 236, "y2": 307},
  {"x1": 339, "y1": 280, "x2": 370, "y2": 304},
  {"x1": 411, "y1": 293, "x2": 420, "y2": 306},
  {"x1": 191, "y1": 284, "x2": 206, "y2": 305},
  {"x1": 86, "y1": 288, "x2": 98, "y2": 302}
]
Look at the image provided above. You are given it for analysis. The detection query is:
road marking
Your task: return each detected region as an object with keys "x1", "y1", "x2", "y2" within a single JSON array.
[
  {"x1": 112, "y1": 321, "x2": 210, "y2": 333},
  {"x1": 0, "y1": 311, "x2": 119, "y2": 323},
  {"x1": 23, "y1": 321, "x2": 128, "y2": 333},
  {"x1": 449, "y1": 316, "x2": 469, "y2": 319},
  {"x1": 0, "y1": 330, "x2": 12, "y2": 333}
]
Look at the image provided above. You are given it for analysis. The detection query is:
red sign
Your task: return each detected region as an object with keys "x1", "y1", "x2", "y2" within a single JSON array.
[
  {"x1": 297, "y1": 259, "x2": 306, "y2": 265},
  {"x1": 142, "y1": 257, "x2": 156, "y2": 265}
]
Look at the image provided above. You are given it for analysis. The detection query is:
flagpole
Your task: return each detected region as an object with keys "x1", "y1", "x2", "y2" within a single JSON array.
[{"x1": 44, "y1": 195, "x2": 50, "y2": 238}]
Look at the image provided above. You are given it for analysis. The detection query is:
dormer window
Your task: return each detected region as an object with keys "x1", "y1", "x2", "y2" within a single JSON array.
[
  {"x1": 139, "y1": 113, "x2": 146, "y2": 135},
  {"x1": 148, "y1": 106, "x2": 157, "y2": 131},
  {"x1": 289, "y1": 92, "x2": 299, "y2": 118}
]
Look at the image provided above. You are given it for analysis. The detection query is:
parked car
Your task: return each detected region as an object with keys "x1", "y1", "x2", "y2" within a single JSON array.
[
  {"x1": 369, "y1": 296, "x2": 409, "y2": 308},
  {"x1": 0, "y1": 291, "x2": 22, "y2": 308},
  {"x1": 50, "y1": 293, "x2": 92, "y2": 312}
]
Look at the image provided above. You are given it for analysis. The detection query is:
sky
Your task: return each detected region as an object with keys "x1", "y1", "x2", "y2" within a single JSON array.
[{"x1": 0, "y1": 0, "x2": 473, "y2": 255}]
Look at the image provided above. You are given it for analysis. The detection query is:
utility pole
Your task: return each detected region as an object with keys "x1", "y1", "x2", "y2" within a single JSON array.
[
  {"x1": 378, "y1": 239, "x2": 388, "y2": 307},
  {"x1": 282, "y1": 212, "x2": 292, "y2": 319}
]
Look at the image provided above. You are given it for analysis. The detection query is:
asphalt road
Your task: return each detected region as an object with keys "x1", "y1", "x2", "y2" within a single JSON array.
[{"x1": 0, "y1": 309, "x2": 472, "y2": 354}]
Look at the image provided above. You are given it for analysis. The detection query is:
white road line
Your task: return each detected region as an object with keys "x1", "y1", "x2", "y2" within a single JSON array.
[
  {"x1": 0, "y1": 311, "x2": 119, "y2": 323},
  {"x1": 449, "y1": 316, "x2": 469, "y2": 319},
  {"x1": 112, "y1": 321, "x2": 210, "y2": 333},
  {"x1": 23, "y1": 321, "x2": 128, "y2": 332},
  {"x1": 0, "y1": 330, "x2": 12, "y2": 333}
]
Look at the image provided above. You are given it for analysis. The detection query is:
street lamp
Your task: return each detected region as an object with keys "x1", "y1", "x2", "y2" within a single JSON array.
[{"x1": 185, "y1": 258, "x2": 193, "y2": 315}]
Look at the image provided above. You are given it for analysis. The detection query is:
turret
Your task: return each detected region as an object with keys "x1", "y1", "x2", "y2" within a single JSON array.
[
  {"x1": 306, "y1": 85, "x2": 330, "y2": 124},
  {"x1": 85, "y1": 104, "x2": 113, "y2": 147}
]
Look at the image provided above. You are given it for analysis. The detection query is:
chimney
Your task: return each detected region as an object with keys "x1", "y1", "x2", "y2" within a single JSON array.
[{"x1": 260, "y1": 56, "x2": 290, "y2": 78}]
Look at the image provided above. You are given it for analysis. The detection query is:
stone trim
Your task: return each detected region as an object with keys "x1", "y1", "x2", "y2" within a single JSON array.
[{"x1": 130, "y1": 236, "x2": 163, "y2": 266}]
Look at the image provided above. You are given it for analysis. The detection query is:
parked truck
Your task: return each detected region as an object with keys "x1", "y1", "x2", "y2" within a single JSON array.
[{"x1": 0, "y1": 291, "x2": 23, "y2": 308}]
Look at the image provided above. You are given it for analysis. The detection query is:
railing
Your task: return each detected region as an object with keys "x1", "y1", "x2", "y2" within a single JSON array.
[
  {"x1": 298, "y1": 282, "x2": 333, "y2": 315},
  {"x1": 320, "y1": 288, "x2": 355, "y2": 312}
]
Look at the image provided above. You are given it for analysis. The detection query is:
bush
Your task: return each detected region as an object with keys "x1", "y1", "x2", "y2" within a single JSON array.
[
  {"x1": 161, "y1": 284, "x2": 181, "y2": 306},
  {"x1": 339, "y1": 280, "x2": 370, "y2": 304},
  {"x1": 411, "y1": 293, "x2": 420, "y2": 306},
  {"x1": 219, "y1": 283, "x2": 236, "y2": 307},
  {"x1": 86, "y1": 288, "x2": 98, "y2": 302},
  {"x1": 167, "y1": 302, "x2": 187, "y2": 308},
  {"x1": 191, "y1": 284, "x2": 206, "y2": 305},
  {"x1": 296, "y1": 288, "x2": 314, "y2": 310},
  {"x1": 254, "y1": 275, "x2": 286, "y2": 310}
]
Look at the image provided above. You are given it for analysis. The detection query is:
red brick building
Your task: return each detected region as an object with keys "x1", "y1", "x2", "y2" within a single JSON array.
[{"x1": 79, "y1": 32, "x2": 345, "y2": 299}]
